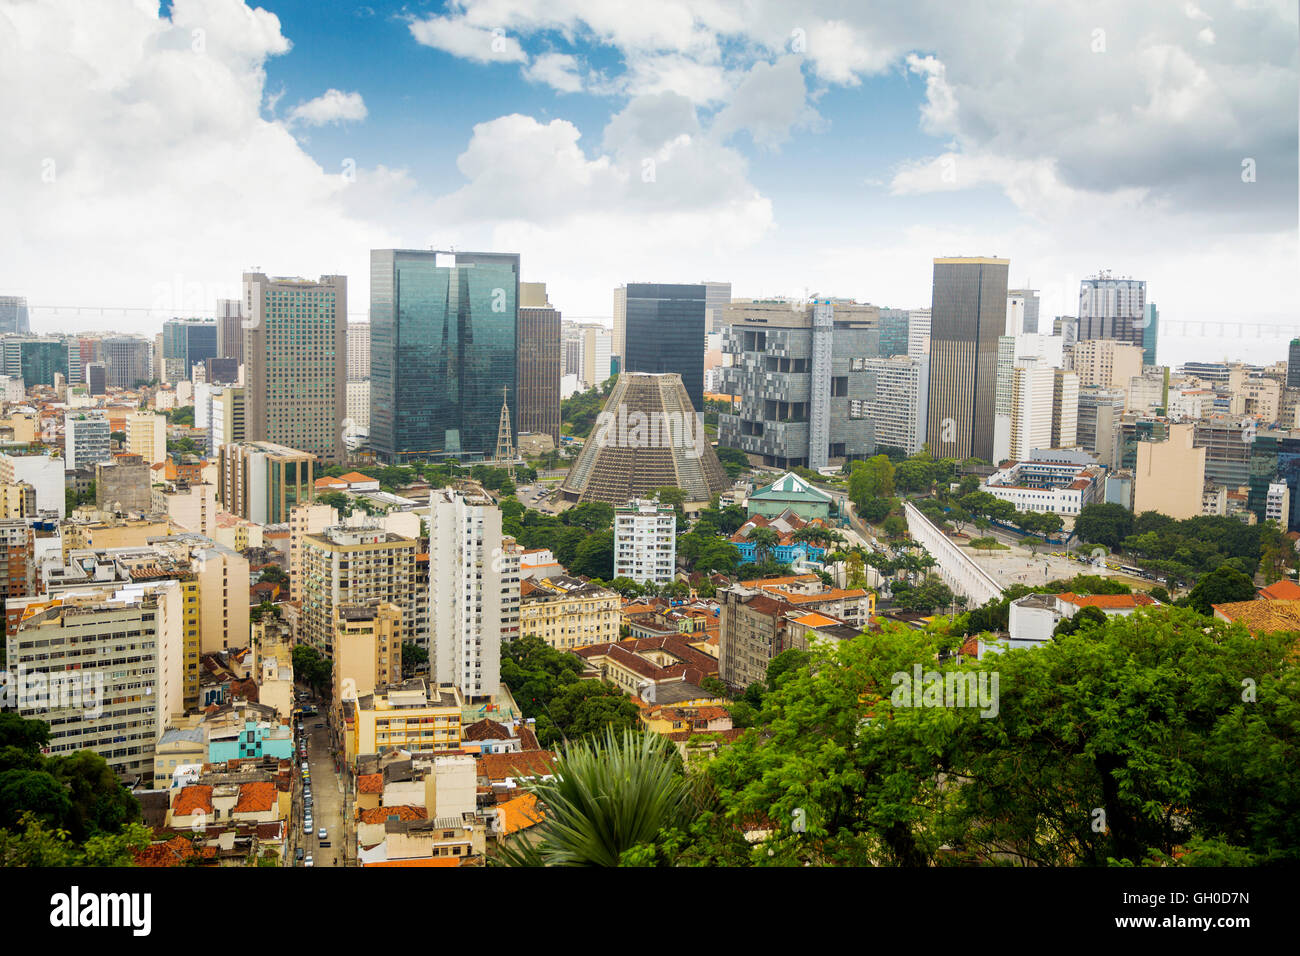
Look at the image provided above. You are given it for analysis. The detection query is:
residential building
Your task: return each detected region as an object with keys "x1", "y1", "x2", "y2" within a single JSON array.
[
  {"x1": 613, "y1": 498, "x2": 677, "y2": 585},
  {"x1": 8, "y1": 582, "x2": 185, "y2": 780},
  {"x1": 519, "y1": 576, "x2": 620, "y2": 651},
  {"x1": 0, "y1": 519, "x2": 35, "y2": 607},
  {"x1": 126, "y1": 411, "x2": 167, "y2": 466},
  {"x1": 333, "y1": 604, "x2": 403, "y2": 708},
  {"x1": 217, "y1": 440, "x2": 315, "y2": 525},
  {"x1": 1266, "y1": 481, "x2": 1290, "y2": 526},
  {"x1": 926, "y1": 257, "x2": 1010, "y2": 461},
  {"x1": 243, "y1": 272, "x2": 347, "y2": 464},
  {"x1": 347, "y1": 322, "x2": 370, "y2": 382},
  {"x1": 288, "y1": 502, "x2": 339, "y2": 602},
  {"x1": 95, "y1": 454, "x2": 152, "y2": 514},
  {"x1": 210, "y1": 386, "x2": 246, "y2": 455},
  {"x1": 858, "y1": 355, "x2": 928, "y2": 454},
  {"x1": 0, "y1": 451, "x2": 65, "y2": 515},
  {"x1": 300, "y1": 524, "x2": 417, "y2": 656},
  {"x1": 64, "y1": 412, "x2": 111, "y2": 471},
  {"x1": 719, "y1": 298, "x2": 881, "y2": 469},
  {"x1": 1069, "y1": 338, "x2": 1144, "y2": 389},
  {"x1": 352, "y1": 680, "x2": 464, "y2": 756},
  {"x1": 369, "y1": 249, "x2": 519, "y2": 464}
]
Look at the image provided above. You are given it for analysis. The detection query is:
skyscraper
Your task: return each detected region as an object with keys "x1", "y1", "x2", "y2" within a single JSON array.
[
  {"x1": 0, "y1": 297, "x2": 30, "y2": 335},
  {"x1": 243, "y1": 272, "x2": 347, "y2": 464},
  {"x1": 1289, "y1": 340, "x2": 1300, "y2": 389},
  {"x1": 703, "y1": 281, "x2": 732, "y2": 333},
  {"x1": 926, "y1": 257, "x2": 1010, "y2": 461},
  {"x1": 101, "y1": 336, "x2": 151, "y2": 388},
  {"x1": 1078, "y1": 273, "x2": 1147, "y2": 352},
  {"x1": 1008, "y1": 288, "x2": 1040, "y2": 334},
  {"x1": 517, "y1": 284, "x2": 561, "y2": 446},
  {"x1": 347, "y1": 322, "x2": 370, "y2": 382},
  {"x1": 370, "y1": 249, "x2": 519, "y2": 464},
  {"x1": 162, "y1": 318, "x2": 218, "y2": 383},
  {"x1": 620, "y1": 283, "x2": 706, "y2": 412},
  {"x1": 217, "y1": 299, "x2": 244, "y2": 364}
]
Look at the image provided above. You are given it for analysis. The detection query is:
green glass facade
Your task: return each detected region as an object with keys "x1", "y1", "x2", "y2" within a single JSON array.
[
  {"x1": 371, "y1": 250, "x2": 519, "y2": 463},
  {"x1": 20, "y1": 340, "x2": 69, "y2": 387}
]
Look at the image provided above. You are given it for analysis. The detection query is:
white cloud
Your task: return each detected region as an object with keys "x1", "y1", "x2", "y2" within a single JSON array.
[
  {"x1": 521, "y1": 52, "x2": 583, "y2": 92},
  {"x1": 712, "y1": 56, "x2": 822, "y2": 148},
  {"x1": 904, "y1": 54, "x2": 957, "y2": 136},
  {"x1": 288, "y1": 89, "x2": 367, "y2": 126},
  {"x1": 407, "y1": 16, "x2": 526, "y2": 64}
]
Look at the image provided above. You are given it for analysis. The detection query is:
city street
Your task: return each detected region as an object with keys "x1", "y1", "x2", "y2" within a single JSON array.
[{"x1": 288, "y1": 702, "x2": 348, "y2": 867}]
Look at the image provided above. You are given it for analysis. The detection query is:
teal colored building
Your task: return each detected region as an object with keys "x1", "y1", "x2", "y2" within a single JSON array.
[
  {"x1": 208, "y1": 719, "x2": 294, "y2": 763},
  {"x1": 746, "y1": 472, "x2": 834, "y2": 520}
]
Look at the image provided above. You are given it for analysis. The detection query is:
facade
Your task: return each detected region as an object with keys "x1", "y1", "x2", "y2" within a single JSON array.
[
  {"x1": 1266, "y1": 482, "x2": 1290, "y2": 526},
  {"x1": 162, "y1": 318, "x2": 218, "y2": 383},
  {"x1": 126, "y1": 411, "x2": 167, "y2": 466},
  {"x1": 1289, "y1": 341, "x2": 1300, "y2": 390},
  {"x1": 243, "y1": 272, "x2": 347, "y2": 464},
  {"x1": 64, "y1": 412, "x2": 112, "y2": 471},
  {"x1": 1078, "y1": 274, "x2": 1147, "y2": 353},
  {"x1": 519, "y1": 576, "x2": 621, "y2": 651},
  {"x1": 620, "y1": 283, "x2": 706, "y2": 413},
  {"x1": 288, "y1": 502, "x2": 339, "y2": 602},
  {"x1": 858, "y1": 355, "x2": 928, "y2": 454},
  {"x1": 1133, "y1": 423, "x2": 1206, "y2": 519},
  {"x1": 983, "y1": 455, "x2": 1103, "y2": 516},
  {"x1": 101, "y1": 336, "x2": 152, "y2": 388},
  {"x1": 719, "y1": 299, "x2": 881, "y2": 469},
  {"x1": 704, "y1": 281, "x2": 732, "y2": 333},
  {"x1": 0, "y1": 520, "x2": 35, "y2": 607},
  {"x1": 560, "y1": 372, "x2": 729, "y2": 507},
  {"x1": 925, "y1": 257, "x2": 1010, "y2": 461},
  {"x1": 1052, "y1": 368, "x2": 1080, "y2": 448},
  {"x1": 1008, "y1": 288, "x2": 1040, "y2": 334},
  {"x1": 581, "y1": 325, "x2": 612, "y2": 390},
  {"x1": 370, "y1": 249, "x2": 519, "y2": 464},
  {"x1": 1069, "y1": 338, "x2": 1144, "y2": 389},
  {"x1": 613, "y1": 498, "x2": 677, "y2": 585},
  {"x1": 347, "y1": 322, "x2": 370, "y2": 382},
  {"x1": 517, "y1": 289, "x2": 561, "y2": 445},
  {"x1": 95, "y1": 454, "x2": 152, "y2": 514},
  {"x1": 0, "y1": 296, "x2": 30, "y2": 334},
  {"x1": 352, "y1": 681, "x2": 464, "y2": 757},
  {"x1": 8, "y1": 582, "x2": 184, "y2": 780},
  {"x1": 427, "y1": 485, "x2": 511, "y2": 701},
  {"x1": 216, "y1": 298, "x2": 243, "y2": 364},
  {"x1": 85, "y1": 362, "x2": 107, "y2": 396},
  {"x1": 908, "y1": 308, "x2": 931, "y2": 362},
  {"x1": 346, "y1": 380, "x2": 371, "y2": 430},
  {"x1": 746, "y1": 471, "x2": 833, "y2": 520},
  {"x1": 333, "y1": 604, "x2": 403, "y2": 707},
  {"x1": 211, "y1": 386, "x2": 246, "y2": 455},
  {"x1": 300, "y1": 525, "x2": 417, "y2": 656},
  {"x1": 1008, "y1": 360, "x2": 1056, "y2": 463},
  {"x1": 217, "y1": 440, "x2": 316, "y2": 525}
]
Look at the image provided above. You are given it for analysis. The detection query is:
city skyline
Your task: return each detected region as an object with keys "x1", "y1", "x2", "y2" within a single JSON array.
[{"x1": 2, "y1": 0, "x2": 1295, "y2": 371}]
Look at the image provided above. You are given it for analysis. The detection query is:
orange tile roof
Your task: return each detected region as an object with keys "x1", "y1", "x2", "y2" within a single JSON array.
[
  {"x1": 357, "y1": 773, "x2": 383, "y2": 794},
  {"x1": 497, "y1": 792, "x2": 545, "y2": 835},
  {"x1": 315, "y1": 476, "x2": 347, "y2": 489},
  {"x1": 477, "y1": 750, "x2": 557, "y2": 783},
  {"x1": 339, "y1": 471, "x2": 376, "y2": 483},
  {"x1": 1259, "y1": 579, "x2": 1300, "y2": 600},
  {"x1": 1213, "y1": 598, "x2": 1300, "y2": 634},
  {"x1": 739, "y1": 573, "x2": 821, "y2": 588},
  {"x1": 1057, "y1": 592, "x2": 1157, "y2": 609},
  {"x1": 358, "y1": 805, "x2": 427, "y2": 825},
  {"x1": 132, "y1": 834, "x2": 217, "y2": 867},
  {"x1": 233, "y1": 781, "x2": 277, "y2": 814},
  {"x1": 792, "y1": 612, "x2": 839, "y2": 628},
  {"x1": 172, "y1": 785, "x2": 214, "y2": 817},
  {"x1": 364, "y1": 857, "x2": 459, "y2": 867}
]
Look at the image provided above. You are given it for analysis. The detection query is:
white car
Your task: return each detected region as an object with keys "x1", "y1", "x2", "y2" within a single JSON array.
[
  {"x1": 318, "y1": 827, "x2": 328, "y2": 841},
  {"x1": 304, "y1": 855, "x2": 314, "y2": 867}
]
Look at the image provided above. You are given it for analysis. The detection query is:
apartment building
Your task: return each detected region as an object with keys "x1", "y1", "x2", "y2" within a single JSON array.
[
  {"x1": 352, "y1": 679, "x2": 464, "y2": 756},
  {"x1": 217, "y1": 439, "x2": 316, "y2": 525},
  {"x1": 0, "y1": 519, "x2": 35, "y2": 608},
  {"x1": 519, "y1": 576, "x2": 621, "y2": 651},
  {"x1": 8, "y1": 582, "x2": 185, "y2": 780},
  {"x1": 1134, "y1": 422, "x2": 1206, "y2": 519},
  {"x1": 288, "y1": 502, "x2": 339, "y2": 602},
  {"x1": 613, "y1": 498, "x2": 677, "y2": 585},
  {"x1": 300, "y1": 525, "x2": 417, "y2": 657},
  {"x1": 1068, "y1": 339, "x2": 1144, "y2": 389},
  {"x1": 125, "y1": 411, "x2": 167, "y2": 466},
  {"x1": 333, "y1": 603, "x2": 403, "y2": 710},
  {"x1": 64, "y1": 412, "x2": 111, "y2": 471}
]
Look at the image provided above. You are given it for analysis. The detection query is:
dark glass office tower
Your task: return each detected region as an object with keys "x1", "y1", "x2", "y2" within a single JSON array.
[
  {"x1": 925, "y1": 257, "x2": 1009, "y2": 462},
  {"x1": 163, "y1": 318, "x2": 218, "y2": 381},
  {"x1": 371, "y1": 250, "x2": 519, "y2": 464},
  {"x1": 622, "y1": 283, "x2": 706, "y2": 412},
  {"x1": 0, "y1": 297, "x2": 30, "y2": 335}
]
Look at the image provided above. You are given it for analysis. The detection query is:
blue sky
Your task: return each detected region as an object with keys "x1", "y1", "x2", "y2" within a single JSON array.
[{"x1": 4, "y1": 0, "x2": 1297, "y2": 366}]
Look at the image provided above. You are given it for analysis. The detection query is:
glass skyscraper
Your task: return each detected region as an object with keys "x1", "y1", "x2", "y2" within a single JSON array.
[
  {"x1": 621, "y1": 283, "x2": 706, "y2": 412},
  {"x1": 370, "y1": 250, "x2": 519, "y2": 464}
]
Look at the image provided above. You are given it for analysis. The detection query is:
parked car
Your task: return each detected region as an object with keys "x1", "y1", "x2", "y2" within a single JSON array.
[
  {"x1": 304, "y1": 855, "x2": 313, "y2": 867},
  {"x1": 295, "y1": 847, "x2": 304, "y2": 863},
  {"x1": 318, "y1": 827, "x2": 327, "y2": 841},
  {"x1": 303, "y1": 817, "x2": 313, "y2": 834}
]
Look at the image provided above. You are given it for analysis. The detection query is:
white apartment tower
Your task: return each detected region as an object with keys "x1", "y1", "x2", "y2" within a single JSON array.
[
  {"x1": 428, "y1": 485, "x2": 511, "y2": 701},
  {"x1": 614, "y1": 498, "x2": 677, "y2": 586},
  {"x1": 64, "y1": 413, "x2": 111, "y2": 472}
]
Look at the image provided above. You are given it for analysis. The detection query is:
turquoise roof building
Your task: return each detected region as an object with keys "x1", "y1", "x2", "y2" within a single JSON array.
[{"x1": 746, "y1": 472, "x2": 834, "y2": 520}]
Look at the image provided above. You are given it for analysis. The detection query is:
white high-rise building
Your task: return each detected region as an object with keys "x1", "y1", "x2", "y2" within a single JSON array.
[
  {"x1": 614, "y1": 498, "x2": 677, "y2": 586},
  {"x1": 582, "y1": 326, "x2": 612, "y2": 389},
  {"x1": 857, "y1": 356, "x2": 928, "y2": 455},
  {"x1": 1052, "y1": 369, "x2": 1080, "y2": 449},
  {"x1": 907, "y1": 308, "x2": 931, "y2": 362},
  {"x1": 612, "y1": 286, "x2": 627, "y2": 361},
  {"x1": 1009, "y1": 359, "x2": 1056, "y2": 462},
  {"x1": 347, "y1": 322, "x2": 370, "y2": 382},
  {"x1": 64, "y1": 412, "x2": 111, "y2": 472},
  {"x1": 428, "y1": 485, "x2": 510, "y2": 701}
]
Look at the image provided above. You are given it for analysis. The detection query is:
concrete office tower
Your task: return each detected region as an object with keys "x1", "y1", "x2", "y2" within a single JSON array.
[
  {"x1": 908, "y1": 308, "x2": 931, "y2": 361},
  {"x1": 300, "y1": 524, "x2": 417, "y2": 656},
  {"x1": 619, "y1": 283, "x2": 707, "y2": 413},
  {"x1": 1134, "y1": 422, "x2": 1206, "y2": 519},
  {"x1": 1052, "y1": 368, "x2": 1080, "y2": 448},
  {"x1": 428, "y1": 485, "x2": 510, "y2": 701},
  {"x1": 211, "y1": 386, "x2": 246, "y2": 456},
  {"x1": 243, "y1": 272, "x2": 347, "y2": 464},
  {"x1": 0, "y1": 296, "x2": 30, "y2": 334},
  {"x1": 1009, "y1": 359, "x2": 1056, "y2": 462},
  {"x1": 217, "y1": 440, "x2": 315, "y2": 524},
  {"x1": 86, "y1": 362, "x2": 107, "y2": 396},
  {"x1": 347, "y1": 322, "x2": 370, "y2": 382},
  {"x1": 126, "y1": 411, "x2": 167, "y2": 466},
  {"x1": 370, "y1": 250, "x2": 519, "y2": 464},
  {"x1": 993, "y1": 336, "x2": 1016, "y2": 465},
  {"x1": 719, "y1": 298, "x2": 881, "y2": 469},
  {"x1": 1070, "y1": 339, "x2": 1144, "y2": 389},
  {"x1": 289, "y1": 502, "x2": 339, "y2": 602},
  {"x1": 64, "y1": 412, "x2": 112, "y2": 471},
  {"x1": 561, "y1": 372, "x2": 728, "y2": 507},
  {"x1": 1286, "y1": 340, "x2": 1300, "y2": 390},
  {"x1": 561, "y1": 326, "x2": 583, "y2": 377},
  {"x1": 859, "y1": 356, "x2": 928, "y2": 454},
  {"x1": 1078, "y1": 273, "x2": 1147, "y2": 352},
  {"x1": 703, "y1": 281, "x2": 732, "y2": 333},
  {"x1": 581, "y1": 326, "x2": 612, "y2": 390},
  {"x1": 101, "y1": 336, "x2": 151, "y2": 388},
  {"x1": 162, "y1": 318, "x2": 218, "y2": 384},
  {"x1": 9, "y1": 581, "x2": 184, "y2": 781},
  {"x1": 204, "y1": 356, "x2": 239, "y2": 385},
  {"x1": 1005, "y1": 294, "x2": 1026, "y2": 337},
  {"x1": 925, "y1": 257, "x2": 1010, "y2": 461},
  {"x1": 1008, "y1": 289, "x2": 1040, "y2": 334},
  {"x1": 879, "y1": 308, "x2": 910, "y2": 357},
  {"x1": 1054, "y1": 316, "x2": 1080, "y2": 348},
  {"x1": 1141, "y1": 303, "x2": 1159, "y2": 366},
  {"x1": 4, "y1": 338, "x2": 69, "y2": 387},
  {"x1": 346, "y1": 380, "x2": 370, "y2": 430},
  {"x1": 517, "y1": 284, "x2": 561, "y2": 445},
  {"x1": 614, "y1": 498, "x2": 678, "y2": 585},
  {"x1": 612, "y1": 286, "x2": 627, "y2": 361},
  {"x1": 217, "y1": 298, "x2": 244, "y2": 364}
]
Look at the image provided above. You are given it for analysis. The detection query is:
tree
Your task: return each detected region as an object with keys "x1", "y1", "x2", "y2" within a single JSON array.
[
  {"x1": 1020, "y1": 536, "x2": 1042, "y2": 555},
  {"x1": 766, "y1": 649, "x2": 811, "y2": 692},
  {"x1": 562, "y1": 502, "x2": 614, "y2": 533},
  {"x1": 292, "y1": 645, "x2": 332, "y2": 695},
  {"x1": 496, "y1": 729, "x2": 692, "y2": 867},
  {"x1": 569, "y1": 530, "x2": 615, "y2": 580},
  {"x1": 401, "y1": 641, "x2": 428, "y2": 679},
  {"x1": 881, "y1": 515, "x2": 908, "y2": 540},
  {"x1": 714, "y1": 446, "x2": 751, "y2": 480},
  {"x1": 1073, "y1": 503, "x2": 1134, "y2": 552},
  {"x1": 258, "y1": 565, "x2": 288, "y2": 587},
  {"x1": 547, "y1": 681, "x2": 642, "y2": 742},
  {"x1": 1182, "y1": 564, "x2": 1257, "y2": 615},
  {"x1": 849, "y1": 455, "x2": 895, "y2": 504},
  {"x1": 1051, "y1": 604, "x2": 1107, "y2": 638},
  {"x1": 894, "y1": 459, "x2": 935, "y2": 495},
  {"x1": 745, "y1": 526, "x2": 779, "y2": 565}
]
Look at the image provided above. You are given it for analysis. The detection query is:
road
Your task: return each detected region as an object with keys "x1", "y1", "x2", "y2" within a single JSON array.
[{"x1": 287, "y1": 702, "x2": 348, "y2": 867}]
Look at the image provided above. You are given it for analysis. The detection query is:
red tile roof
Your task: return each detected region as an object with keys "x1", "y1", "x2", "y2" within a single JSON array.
[
  {"x1": 357, "y1": 773, "x2": 383, "y2": 794},
  {"x1": 1057, "y1": 592, "x2": 1157, "y2": 609},
  {"x1": 477, "y1": 750, "x2": 557, "y2": 783},
  {"x1": 1259, "y1": 579, "x2": 1300, "y2": 600},
  {"x1": 172, "y1": 785, "x2": 214, "y2": 817},
  {"x1": 358, "y1": 805, "x2": 426, "y2": 825},
  {"x1": 233, "y1": 781, "x2": 277, "y2": 814}
]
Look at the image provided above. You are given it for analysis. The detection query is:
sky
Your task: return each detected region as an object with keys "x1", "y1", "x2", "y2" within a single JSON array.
[{"x1": 1, "y1": 0, "x2": 1297, "y2": 368}]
